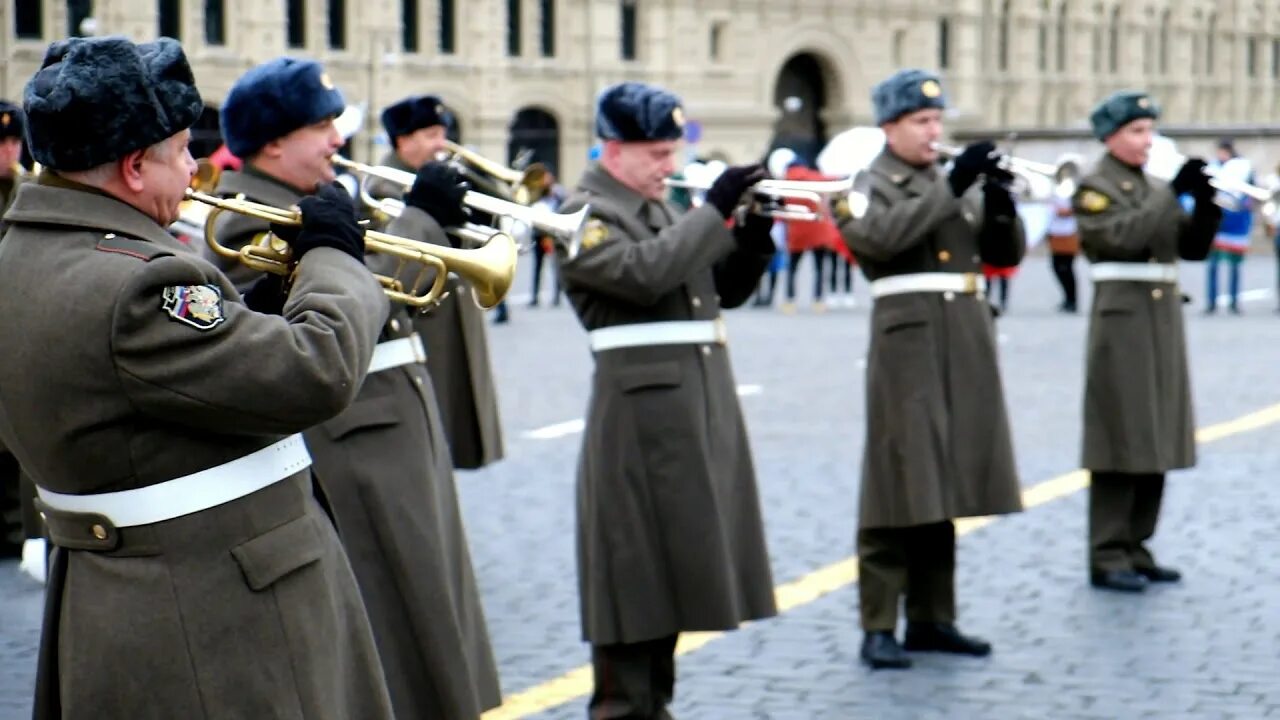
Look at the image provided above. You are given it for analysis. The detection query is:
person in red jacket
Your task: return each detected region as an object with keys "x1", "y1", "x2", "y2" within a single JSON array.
[{"x1": 771, "y1": 149, "x2": 854, "y2": 313}]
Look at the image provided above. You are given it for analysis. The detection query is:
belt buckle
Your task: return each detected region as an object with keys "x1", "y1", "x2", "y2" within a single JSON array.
[
  {"x1": 962, "y1": 273, "x2": 978, "y2": 294},
  {"x1": 410, "y1": 333, "x2": 427, "y2": 363},
  {"x1": 714, "y1": 317, "x2": 728, "y2": 345}
]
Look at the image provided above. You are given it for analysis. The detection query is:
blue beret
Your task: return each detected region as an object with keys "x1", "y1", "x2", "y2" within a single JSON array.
[
  {"x1": 0, "y1": 101, "x2": 24, "y2": 141},
  {"x1": 221, "y1": 57, "x2": 345, "y2": 158},
  {"x1": 872, "y1": 69, "x2": 947, "y2": 125},
  {"x1": 23, "y1": 36, "x2": 202, "y2": 171},
  {"x1": 381, "y1": 95, "x2": 449, "y2": 140},
  {"x1": 595, "y1": 82, "x2": 685, "y2": 142},
  {"x1": 1089, "y1": 91, "x2": 1160, "y2": 141}
]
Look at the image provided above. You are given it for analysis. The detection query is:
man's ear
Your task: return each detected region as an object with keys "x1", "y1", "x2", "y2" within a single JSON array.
[{"x1": 119, "y1": 148, "x2": 148, "y2": 193}]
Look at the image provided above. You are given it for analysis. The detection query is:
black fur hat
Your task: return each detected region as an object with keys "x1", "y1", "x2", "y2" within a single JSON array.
[
  {"x1": 595, "y1": 82, "x2": 685, "y2": 142},
  {"x1": 221, "y1": 57, "x2": 345, "y2": 158},
  {"x1": 381, "y1": 95, "x2": 449, "y2": 140},
  {"x1": 23, "y1": 36, "x2": 203, "y2": 171}
]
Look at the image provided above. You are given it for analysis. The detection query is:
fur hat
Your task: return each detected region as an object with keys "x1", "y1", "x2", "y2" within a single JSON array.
[
  {"x1": 0, "y1": 101, "x2": 25, "y2": 141},
  {"x1": 871, "y1": 69, "x2": 947, "y2": 125},
  {"x1": 23, "y1": 36, "x2": 202, "y2": 171},
  {"x1": 1089, "y1": 91, "x2": 1160, "y2": 141},
  {"x1": 221, "y1": 57, "x2": 345, "y2": 158},
  {"x1": 381, "y1": 95, "x2": 449, "y2": 140},
  {"x1": 595, "y1": 82, "x2": 685, "y2": 142}
]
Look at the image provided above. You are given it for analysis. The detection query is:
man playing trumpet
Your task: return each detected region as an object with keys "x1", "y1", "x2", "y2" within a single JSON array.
[
  {"x1": 834, "y1": 69, "x2": 1025, "y2": 670},
  {"x1": 555, "y1": 81, "x2": 779, "y2": 719},
  {"x1": 1073, "y1": 91, "x2": 1218, "y2": 593},
  {"x1": 207, "y1": 59, "x2": 502, "y2": 720}
]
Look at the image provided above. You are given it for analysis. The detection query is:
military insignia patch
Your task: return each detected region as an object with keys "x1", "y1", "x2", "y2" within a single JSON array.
[
  {"x1": 161, "y1": 284, "x2": 226, "y2": 330},
  {"x1": 319, "y1": 72, "x2": 334, "y2": 89},
  {"x1": 1077, "y1": 189, "x2": 1111, "y2": 213},
  {"x1": 921, "y1": 80, "x2": 942, "y2": 98},
  {"x1": 580, "y1": 219, "x2": 610, "y2": 250}
]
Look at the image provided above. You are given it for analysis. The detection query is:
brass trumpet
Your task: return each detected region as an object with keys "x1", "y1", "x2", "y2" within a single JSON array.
[
  {"x1": 440, "y1": 140, "x2": 547, "y2": 205},
  {"x1": 331, "y1": 155, "x2": 591, "y2": 251},
  {"x1": 187, "y1": 188, "x2": 516, "y2": 310},
  {"x1": 931, "y1": 143, "x2": 1060, "y2": 181},
  {"x1": 662, "y1": 177, "x2": 855, "y2": 221}
]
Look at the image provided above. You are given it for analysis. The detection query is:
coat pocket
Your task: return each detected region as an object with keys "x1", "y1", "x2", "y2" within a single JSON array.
[
  {"x1": 232, "y1": 514, "x2": 324, "y2": 591},
  {"x1": 615, "y1": 361, "x2": 683, "y2": 393},
  {"x1": 322, "y1": 393, "x2": 402, "y2": 440},
  {"x1": 876, "y1": 303, "x2": 930, "y2": 334}
]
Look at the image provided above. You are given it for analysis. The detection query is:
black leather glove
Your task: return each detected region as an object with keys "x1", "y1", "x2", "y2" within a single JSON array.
[
  {"x1": 270, "y1": 182, "x2": 364, "y2": 263},
  {"x1": 732, "y1": 210, "x2": 775, "y2": 253},
  {"x1": 704, "y1": 164, "x2": 768, "y2": 219},
  {"x1": 948, "y1": 141, "x2": 998, "y2": 197},
  {"x1": 241, "y1": 273, "x2": 287, "y2": 316},
  {"x1": 1170, "y1": 158, "x2": 1210, "y2": 198},
  {"x1": 406, "y1": 161, "x2": 470, "y2": 228}
]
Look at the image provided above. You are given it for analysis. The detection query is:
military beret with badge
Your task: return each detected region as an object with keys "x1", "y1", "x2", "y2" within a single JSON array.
[
  {"x1": 221, "y1": 57, "x2": 345, "y2": 158},
  {"x1": 0, "y1": 100, "x2": 25, "y2": 141},
  {"x1": 381, "y1": 95, "x2": 450, "y2": 140},
  {"x1": 871, "y1": 68, "x2": 947, "y2": 125},
  {"x1": 595, "y1": 81, "x2": 685, "y2": 142},
  {"x1": 23, "y1": 36, "x2": 203, "y2": 171}
]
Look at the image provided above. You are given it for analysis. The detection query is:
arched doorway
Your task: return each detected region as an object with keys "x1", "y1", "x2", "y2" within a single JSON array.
[
  {"x1": 189, "y1": 105, "x2": 223, "y2": 159},
  {"x1": 770, "y1": 53, "x2": 829, "y2": 168},
  {"x1": 507, "y1": 107, "x2": 559, "y2": 177}
]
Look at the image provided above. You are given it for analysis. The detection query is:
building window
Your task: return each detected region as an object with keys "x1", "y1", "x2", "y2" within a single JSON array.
[
  {"x1": 507, "y1": 0, "x2": 521, "y2": 56},
  {"x1": 1037, "y1": 22, "x2": 1048, "y2": 71},
  {"x1": 287, "y1": 0, "x2": 306, "y2": 48},
  {"x1": 1273, "y1": 39, "x2": 1280, "y2": 78},
  {"x1": 159, "y1": 0, "x2": 180, "y2": 40},
  {"x1": 938, "y1": 17, "x2": 950, "y2": 70},
  {"x1": 205, "y1": 0, "x2": 225, "y2": 45},
  {"x1": 1091, "y1": 23, "x2": 1102, "y2": 73},
  {"x1": 539, "y1": 0, "x2": 554, "y2": 57},
  {"x1": 16, "y1": 0, "x2": 42, "y2": 39},
  {"x1": 709, "y1": 21, "x2": 724, "y2": 62},
  {"x1": 1055, "y1": 4, "x2": 1068, "y2": 72},
  {"x1": 439, "y1": 0, "x2": 455, "y2": 53},
  {"x1": 1158, "y1": 9, "x2": 1169, "y2": 74},
  {"x1": 1247, "y1": 36, "x2": 1258, "y2": 77},
  {"x1": 892, "y1": 30, "x2": 906, "y2": 66},
  {"x1": 1108, "y1": 7, "x2": 1119, "y2": 74},
  {"x1": 1206, "y1": 14, "x2": 1216, "y2": 76},
  {"x1": 402, "y1": 0, "x2": 418, "y2": 52},
  {"x1": 620, "y1": 0, "x2": 637, "y2": 61},
  {"x1": 327, "y1": 0, "x2": 345, "y2": 49},
  {"x1": 997, "y1": 0, "x2": 1010, "y2": 71}
]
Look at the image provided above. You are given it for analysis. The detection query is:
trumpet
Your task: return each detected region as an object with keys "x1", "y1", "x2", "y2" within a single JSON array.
[
  {"x1": 332, "y1": 155, "x2": 590, "y2": 251},
  {"x1": 931, "y1": 143, "x2": 1059, "y2": 180},
  {"x1": 662, "y1": 177, "x2": 855, "y2": 221},
  {"x1": 187, "y1": 188, "x2": 516, "y2": 310},
  {"x1": 440, "y1": 140, "x2": 548, "y2": 205},
  {"x1": 1145, "y1": 135, "x2": 1272, "y2": 204}
]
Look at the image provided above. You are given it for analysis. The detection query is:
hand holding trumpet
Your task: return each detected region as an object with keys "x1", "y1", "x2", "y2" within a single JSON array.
[
  {"x1": 406, "y1": 161, "x2": 470, "y2": 228},
  {"x1": 268, "y1": 182, "x2": 366, "y2": 263}
]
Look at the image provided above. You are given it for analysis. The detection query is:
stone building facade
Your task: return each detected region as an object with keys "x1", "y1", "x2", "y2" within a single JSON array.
[{"x1": 2, "y1": 1, "x2": 1279, "y2": 182}]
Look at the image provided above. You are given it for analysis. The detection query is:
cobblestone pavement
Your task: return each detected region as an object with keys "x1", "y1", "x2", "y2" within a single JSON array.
[{"x1": 3, "y1": 254, "x2": 1280, "y2": 719}]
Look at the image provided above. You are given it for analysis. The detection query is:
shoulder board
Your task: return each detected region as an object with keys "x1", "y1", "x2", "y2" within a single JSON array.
[{"x1": 94, "y1": 234, "x2": 174, "y2": 262}]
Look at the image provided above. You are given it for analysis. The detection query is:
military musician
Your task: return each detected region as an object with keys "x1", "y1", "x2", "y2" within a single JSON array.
[
  {"x1": 1074, "y1": 91, "x2": 1219, "y2": 593},
  {"x1": 208, "y1": 59, "x2": 502, "y2": 718},
  {"x1": 835, "y1": 69, "x2": 1025, "y2": 670},
  {"x1": 0, "y1": 36, "x2": 396, "y2": 717},
  {"x1": 554, "y1": 81, "x2": 779, "y2": 719}
]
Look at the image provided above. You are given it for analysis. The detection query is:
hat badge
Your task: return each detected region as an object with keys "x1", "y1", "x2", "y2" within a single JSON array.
[
  {"x1": 671, "y1": 107, "x2": 685, "y2": 127},
  {"x1": 319, "y1": 72, "x2": 335, "y2": 90},
  {"x1": 0, "y1": 113, "x2": 9, "y2": 128},
  {"x1": 1136, "y1": 96, "x2": 1150, "y2": 109},
  {"x1": 920, "y1": 80, "x2": 942, "y2": 99}
]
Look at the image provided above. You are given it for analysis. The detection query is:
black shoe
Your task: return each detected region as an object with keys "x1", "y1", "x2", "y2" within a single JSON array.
[
  {"x1": 860, "y1": 631, "x2": 912, "y2": 670},
  {"x1": 903, "y1": 622, "x2": 991, "y2": 656},
  {"x1": 1058, "y1": 301, "x2": 1077, "y2": 313},
  {"x1": 1135, "y1": 565, "x2": 1181, "y2": 583},
  {"x1": 1090, "y1": 569, "x2": 1148, "y2": 593}
]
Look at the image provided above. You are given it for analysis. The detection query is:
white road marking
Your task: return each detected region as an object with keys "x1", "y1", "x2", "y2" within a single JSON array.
[
  {"x1": 1213, "y1": 287, "x2": 1271, "y2": 307},
  {"x1": 523, "y1": 384, "x2": 764, "y2": 439}
]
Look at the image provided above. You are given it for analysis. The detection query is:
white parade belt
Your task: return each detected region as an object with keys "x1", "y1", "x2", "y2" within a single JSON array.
[
  {"x1": 870, "y1": 272, "x2": 986, "y2": 299},
  {"x1": 36, "y1": 434, "x2": 312, "y2": 528},
  {"x1": 1090, "y1": 262, "x2": 1179, "y2": 283},
  {"x1": 367, "y1": 333, "x2": 427, "y2": 374},
  {"x1": 589, "y1": 319, "x2": 727, "y2": 352}
]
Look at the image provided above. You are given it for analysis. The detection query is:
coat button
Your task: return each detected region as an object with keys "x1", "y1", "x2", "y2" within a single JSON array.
[
  {"x1": 691, "y1": 297, "x2": 702, "y2": 308},
  {"x1": 1152, "y1": 288, "x2": 1164, "y2": 300},
  {"x1": 91, "y1": 524, "x2": 107, "y2": 540},
  {"x1": 414, "y1": 376, "x2": 424, "y2": 386},
  {"x1": 701, "y1": 346, "x2": 711, "y2": 356},
  {"x1": 390, "y1": 318, "x2": 401, "y2": 332},
  {"x1": 938, "y1": 250, "x2": 951, "y2": 262}
]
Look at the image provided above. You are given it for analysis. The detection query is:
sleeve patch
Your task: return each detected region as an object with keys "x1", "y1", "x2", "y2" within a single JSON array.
[
  {"x1": 580, "y1": 219, "x2": 610, "y2": 251},
  {"x1": 161, "y1": 284, "x2": 226, "y2": 331},
  {"x1": 1076, "y1": 189, "x2": 1111, "y2": 213}
]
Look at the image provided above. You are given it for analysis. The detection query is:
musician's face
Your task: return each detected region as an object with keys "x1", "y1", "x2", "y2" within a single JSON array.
[
  {"x1": 883, "y1": 109, "x2": 943, "y2": 167},
  {"x1": 397, "y1": 125, "x2": 448, "y2": 169},
  {"x1": 605, "y1": 140, "x2": 679, "y2": 200},
  {"x1": 1105, "y1": 119, "x2": 1154, "y2": 167},
  {"x1": 265, "y1": 118, "x2": 343, "y2": 192}
]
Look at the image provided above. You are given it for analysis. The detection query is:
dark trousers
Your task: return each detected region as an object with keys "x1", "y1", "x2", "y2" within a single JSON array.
[
  {"x1": 754, "y1": 268, "x2": 778, "y2": 305},
  {"x1": 589, "y1": 635, "x2": 679, "y2": 720},
  {"x1": 1089, "y1": 471, "x2": 1165, "y2": 572},
  {"x1": 1051, "y1": 253, "x2": 1077, "y2": 307},
  {"x1": 529, "y1": 244, "x2": 560, "y2": 306},
  {"x1": 857, "y1": 521, "x2": 956, "y2": 632},
  {"x1": 827, "y1": 252, "x2": 853, "y2": 294},
  {"x1": 785, "y1": 249, "x2": 826, "y2": 301}
]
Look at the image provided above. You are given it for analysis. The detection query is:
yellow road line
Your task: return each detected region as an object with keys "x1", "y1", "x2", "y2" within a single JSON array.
[{"x1": 483, "y1": 402, "x2": 1280, "y2": 719}]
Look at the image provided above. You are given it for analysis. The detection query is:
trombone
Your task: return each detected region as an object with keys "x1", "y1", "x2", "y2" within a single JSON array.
[
  {"x1": 331, "y1": 154, "x2": 591, "y2": 251},
  {"x1": 186, "y1": 188, "x2": 517, "y2": 310},
  {"x1": 662, "y1": 177, "x2": 855, "y2": 221}
]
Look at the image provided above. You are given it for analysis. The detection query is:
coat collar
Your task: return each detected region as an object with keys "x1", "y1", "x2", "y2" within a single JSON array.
[
  {"x1": 216, "y1": 166, "x2": 305, "y2": 206},
  {"x1": 380, "y1": 151, "x2": 413, "y2": 173},
  {"x1": 578, "y1": 162, "x2": 648, "y2": 217},
  {"x1": 871, "y1": 149, "x2": 939, "y2": 194},
  {"x1": 3, "y1": 181, "x2": 187, "y2": 250}
]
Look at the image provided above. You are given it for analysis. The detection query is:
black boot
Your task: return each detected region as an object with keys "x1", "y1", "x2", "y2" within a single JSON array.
[
  {"x1": 860, "y1": 631, "x2": 912, "y2": 670},
  {"x1": 903, "y1": 622, "x2": 992, "y2": 656},
  {"x1": 1135, "y1": 565, "x2": 1181, "y2": 583},
  {"x1": 1090, "y1": 569, "x2": 1148, "y2": 593}
]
